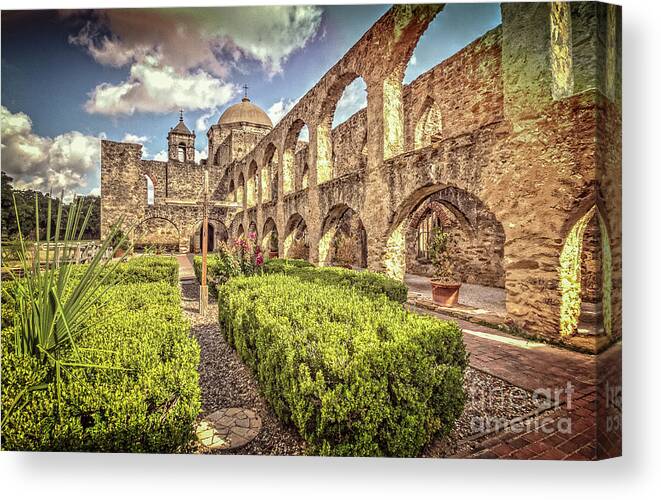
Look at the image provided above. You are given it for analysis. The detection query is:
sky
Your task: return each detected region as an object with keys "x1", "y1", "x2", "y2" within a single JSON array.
[{"x1": 1, "y1": 3, "x2": 501, "y2": 198}]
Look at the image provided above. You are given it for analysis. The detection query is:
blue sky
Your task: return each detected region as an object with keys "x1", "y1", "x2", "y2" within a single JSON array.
[{"x1": 1, "y1": 3, "x2": 501, "y2": 197}]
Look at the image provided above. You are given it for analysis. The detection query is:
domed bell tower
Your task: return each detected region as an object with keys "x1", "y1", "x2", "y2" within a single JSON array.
[{"x1": 168, "y1": 110, "x2": 196, "y2": 163}]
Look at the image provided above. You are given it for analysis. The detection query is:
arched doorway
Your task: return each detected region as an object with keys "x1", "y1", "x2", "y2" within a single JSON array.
[
  {"x1": 283, "y1": 213, "x2": 309, "y2": 260},
  {"x1": 199, "y1": 223, "x2": 215, "y2": 252},
  {"x1": 262, "y1": 217, "x2": 279, "y2": 258},
  {"x1": 319, "y1": 204, "x2": 367, "y2": 268},
  {"x1": 131, "y1": 217, "x2": 180, "y2": 253},
  {"x1": 559, "y1": 205, "x2": 612, "y2": 338}
]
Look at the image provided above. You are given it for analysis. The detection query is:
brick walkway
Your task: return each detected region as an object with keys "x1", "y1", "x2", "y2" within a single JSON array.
[{"x1": 410, "y1": 306, "x2": 622, "y2": 460}]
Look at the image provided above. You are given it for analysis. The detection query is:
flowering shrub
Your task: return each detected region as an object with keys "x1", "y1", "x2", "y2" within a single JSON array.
[
  {"x1": 218, "y1": 274, "x2": 467, "y2": 457},
  {"x1": 194, "y1": 232, "x2": 264, "y2": 295}
]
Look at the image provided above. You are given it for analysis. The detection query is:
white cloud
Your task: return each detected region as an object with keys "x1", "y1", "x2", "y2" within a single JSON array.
[
  {"x1": 410, "y1": 55, "x2": 417, "y2": 66},
  {"x1": 122, "y1": 133, "x2": 148, "y2": 143},
  {"x1": 196, "y1": 108, "x2": 218, "y2": 132},
  {"x1": 195, "y1": 149, "x2": 208, "y2": 163},
  {"x1": 1, "y1": 106, "x2": 101, "y2": 197},
  {"x1": 153, "y1": 150, "x2": 168, "y2": 162},
  {"x1": 68, "y1": 6, "x2": 323, "y2": 78},
  {"x1": 267, "y1": 97, "x2": 298, "y2": 125},
  {"x1": 332, "y1": 78, "x2": 367, "y2": 127},
  {"x1": 85, "y1": 55, "x2": 238, "y2": 116}
]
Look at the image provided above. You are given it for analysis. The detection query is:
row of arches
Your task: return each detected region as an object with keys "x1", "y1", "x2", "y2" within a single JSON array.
[{"x1": 224, "y1": 87, "x2": 445, "y2": 209}]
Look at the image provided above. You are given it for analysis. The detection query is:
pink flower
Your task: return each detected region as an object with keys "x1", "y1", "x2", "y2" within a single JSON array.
[
  {"x1": 248, "y1": 231, "x2": 257, "y2": 241},
  {"x1": 255, "y1": 252, "x2": 264, "y2": 267}
]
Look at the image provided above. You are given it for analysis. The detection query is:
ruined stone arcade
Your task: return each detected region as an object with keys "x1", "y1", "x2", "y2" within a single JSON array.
[{"x1": 101, "y1": 3, "x2": 621, "y2": 352}]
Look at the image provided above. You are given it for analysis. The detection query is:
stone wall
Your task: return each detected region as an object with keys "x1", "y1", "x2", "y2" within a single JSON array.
[{"x1": 101, "y1": 3, "x2": 621, "y2": 352}]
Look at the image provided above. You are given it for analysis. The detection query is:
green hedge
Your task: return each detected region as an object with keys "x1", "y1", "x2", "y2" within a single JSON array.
[
  {"x1": 218, "y1": 274, "x2": 467, "y2": 457},
  {"x1": 263, "y1": 259, "x2": 408, "y2": 303},
  {"x1": 193, "y1": 254, "x2": 241, "y2": 297},
  {"x1": 1, "y1": 260, "x2": 200, "y2": 452}
]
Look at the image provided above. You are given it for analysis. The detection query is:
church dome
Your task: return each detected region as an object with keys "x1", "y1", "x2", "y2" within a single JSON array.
[{"x1": 218, "y1": 97, "x2": 272, "y2": 128}]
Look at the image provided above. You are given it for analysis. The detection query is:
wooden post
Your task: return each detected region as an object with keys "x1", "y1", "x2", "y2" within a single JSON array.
[{"x1": 200, "y1": 169, "x2": 209, "y2": 314}]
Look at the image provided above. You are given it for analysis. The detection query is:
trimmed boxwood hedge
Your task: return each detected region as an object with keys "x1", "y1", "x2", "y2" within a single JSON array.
[
  {"x1": 74, "y1": 255, "x2": 180, "y2": 286},
  {"x1": 263, "y1": 258, "x2": 408, "y2": 303},
  {"x1": 218, "y1": 274, "x2": 467, "y2": 457},
  {"x1": 1, "y1": 258, "x2": 200, "y2": 452}
]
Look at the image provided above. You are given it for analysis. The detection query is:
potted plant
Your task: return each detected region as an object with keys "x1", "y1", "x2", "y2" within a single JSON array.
[{"x1": 428, "y1": 227, "x2": 461, "y2": 306}]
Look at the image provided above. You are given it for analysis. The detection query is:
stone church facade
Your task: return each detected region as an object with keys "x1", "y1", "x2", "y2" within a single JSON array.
[{"x1": 101, "y1": 3, "x2": 621, "y2": 352}]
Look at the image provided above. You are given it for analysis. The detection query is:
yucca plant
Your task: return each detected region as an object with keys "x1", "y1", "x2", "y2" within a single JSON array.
[{"x1": 2, "y1": 193, "x2": 130, "y2": 428}]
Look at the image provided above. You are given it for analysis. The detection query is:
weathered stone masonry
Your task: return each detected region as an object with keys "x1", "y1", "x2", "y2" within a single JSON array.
[{"x1": 101, "y1": 3, "x2": 621, "y2": 352}]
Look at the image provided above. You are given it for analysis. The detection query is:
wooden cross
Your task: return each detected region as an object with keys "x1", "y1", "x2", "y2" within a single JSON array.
[{"x1": 164, "y1": 170, "x2": 240, "y2": 313}]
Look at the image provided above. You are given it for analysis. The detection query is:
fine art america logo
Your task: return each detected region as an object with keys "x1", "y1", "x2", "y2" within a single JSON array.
[{"x1": 469, "y1": 382, "x2": 576, "y2": 436}]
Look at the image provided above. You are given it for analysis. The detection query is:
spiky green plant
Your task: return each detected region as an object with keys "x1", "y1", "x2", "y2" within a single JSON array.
[{"x1": 2, "y1": 193, "x2": 129, "y2": 428}]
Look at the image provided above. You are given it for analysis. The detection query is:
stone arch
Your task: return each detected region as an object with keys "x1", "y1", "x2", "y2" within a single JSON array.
[
  {"x1": 177, "y1": 143, "x2": 186, "y2": 162},
  {"x1": 384, "y1": 184, "x2": 505, "y2": 287},
  {"x1": 192, "y1": 218, "x2": 228, "y2": 253},
  {"x1": 283, "y1": 119, "x2": 309, "y2": 194},
  {"x1": 317, "y1": 72, "x2": 367, "y2": 183},
  {"x1": 131, "y1": 216, "x2": 180, "y2": 253},
  {"x1": 227, "y1": 178, "x2": 236, "y2": 202},
  {"x1": 237, "y1": 172, "x2": 246, "y2": 207},
  {"x1": 414, "y1": 96, "x2": 443, "y2": 149},
  {"x1": 559, "y1": 204, "x2": 612, "y2": 339},
  {"x1": 144, "y1": 174, "x2": 155, "y2": 206},
  {"x1": 237, "y1": 223, "x2": 245, "y2": 239},
  {"x1": 319, "y1": 204, "x2": 367, "y2": 268},
  {"x1": 262, "y1": 217, "x2": 279, "y2": 258},
  {"x1": 262, "y1": 143, "x2": 278, "y2": 202},
  {"x1": 283, "y1": 213, "x2": 309, "y2": 260},
  {"x1": 248, "y1": 220, "x2": 258, "y2": 241},
  {"x1": 247, "y1": 160, "x2": 258, "y2": 206}
]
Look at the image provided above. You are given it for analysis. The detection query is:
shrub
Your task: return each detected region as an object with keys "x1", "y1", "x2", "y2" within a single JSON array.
[
  {"x1": 194, "y1": 239, "x2": 264, "y2": 296},
  {"x1": 218, "y1": 274, "x2": 467, "y2": 457},
  {"x1": 1, "y1": 281, "x2": 200, "y2": 452},
  {"x1": 263, "y1": 260, "x2": 408, "y2": 303},
  {"x1": 68, "y1": 255, "x2": 179, "y2": 287}
]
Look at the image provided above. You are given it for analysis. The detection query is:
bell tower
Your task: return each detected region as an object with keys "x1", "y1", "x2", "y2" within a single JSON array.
[{"x1": 167, "y1": 110, "x2": 196, "y2": 163}]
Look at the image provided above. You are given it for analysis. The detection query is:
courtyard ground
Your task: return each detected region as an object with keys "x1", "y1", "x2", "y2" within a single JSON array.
[{"x1": 177, "y1": 255, "x2": 621, "y2": 459}]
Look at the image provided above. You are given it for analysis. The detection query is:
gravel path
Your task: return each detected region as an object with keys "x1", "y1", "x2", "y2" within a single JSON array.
[
  {"x1": 181, "y1": 280, "x2": 551, "y2": 458},
  {"x1": 181, "y1": 282, "x2": 305, "y2": 455}
]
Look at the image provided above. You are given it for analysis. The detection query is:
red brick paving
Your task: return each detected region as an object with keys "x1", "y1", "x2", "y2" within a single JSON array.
[{"x1": 411, "y1": 307, "x2": 622, "y2": 460}]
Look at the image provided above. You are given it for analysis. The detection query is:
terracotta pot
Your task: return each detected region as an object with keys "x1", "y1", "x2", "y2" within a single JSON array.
[
  {"x1": 430, "y1": 279, "x2": 461, "y2": 307},
  {"x1": 269, "y1": 250, "x2": 278, "y2": 258},
  {"x1": 113, "y1": 247, "x2": 126, "y2": 258}
]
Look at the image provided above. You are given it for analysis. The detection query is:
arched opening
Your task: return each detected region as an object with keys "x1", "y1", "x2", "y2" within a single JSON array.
[
  {"x1": 319, "y1": 204, "x2": 367, "y2": 268},
  {"x1": 248, "y1": 220, "x2": 258, "y2": 241},
  {"x1": 262, "y1": 143, "x2": 278, "y2": 203},
  {"x1": 402, "y1": 3, "x2": 501, "y2": 83},
  {"x1": 283, "y1": 213, "x2": 309, "y2": 260},
  {"x1": 237, "y1": 172, "x2": 245, "y2": 207},
  {"x1": 199, "y1": 223, "x2": 215, "y2": 253},
  {"x1": 177, "y1": 143, "x2": 186, "y2": 162},
  {"x1": 414, "y1": 96, "x2": 443, "y2": 149},
  {"x1": 283, "y1": 120, "x2": 309, "y2": 195},
  {"x1": 227, "y1": 179, "x2": 236, "y2": 202},
  {"x1": 559, "y1": 205, "x2": 612, "y2": 338},
  {"x1": 301, "y1": 163, "x2": 309, "y2": 190},
  {"x1": 262, "y1": 217, "x2": 279, "y2": 258},
  {"x1": 237, "y1": 223, "x2": 245, "y2": 239},
  {"x1": 318, "y1": 73, "x2": 368, "y2": 184},
  {"x1": 214, "y1": 148, "x2": 222, "y2": 166},
  {"x1": 132, "y1": 217, "x2": 180, "y2": 254},
  {"x1": 247, "y1": 161, "x2": 258, "y2": 207},
  {"x1": 385, "y1": 185, "x2": 505, "y2": 311},
  {"x1": 145, "y1": 175, "x2": 155, "y2": 206}
]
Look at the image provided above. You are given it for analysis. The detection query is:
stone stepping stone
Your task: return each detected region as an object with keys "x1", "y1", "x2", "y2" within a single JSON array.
[{"x1": 196, "y1": 408, "x2": 261, "y2": 451}]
